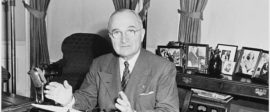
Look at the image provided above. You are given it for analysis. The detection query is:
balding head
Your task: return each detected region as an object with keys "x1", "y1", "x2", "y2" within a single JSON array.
[
  {"x1": 107, "y1": 9, "x2": 145, "y2": 60},
  {"x1": 108, "y1": 9, "x2": 143, "y2": 31}
]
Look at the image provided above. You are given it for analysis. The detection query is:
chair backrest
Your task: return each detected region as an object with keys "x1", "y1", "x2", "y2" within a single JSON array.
[{"x1": 56, "y1": 33, "x2": 112, "y2": 90}]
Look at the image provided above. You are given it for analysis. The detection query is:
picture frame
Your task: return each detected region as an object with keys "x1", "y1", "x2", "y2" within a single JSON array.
[
  {"x1": 185, "y1": 43, "x2": 209, "y2": 74},
  {"x1": 253, "y1": 50, "x2": 269, "y2": 78},
  {"x1": 235, "y1": 47, "x2": 262, "y2": 76},
  {"x1": 216, "y1": 44, "x2": 238, "y2": 62},
  {"x1": 157, "y1": 46, "x2": 182, "y2": 67},
  {"x1": 221, "y1": 61, "x2": 236, "y2": 75}
]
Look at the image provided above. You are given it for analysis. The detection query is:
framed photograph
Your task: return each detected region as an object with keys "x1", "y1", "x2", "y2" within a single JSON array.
[
  {"x1": 221, "y1": 61, "x2": 236, "y2": 75},
  {"x1": 253, "y1": 50, "x2": 269, "y2": 78},
  {"x1": 235, "y1": 47, "x2": 262, "y2": 76},
  {"x1": 186, "y1": 43, "x2": 209, "y2": 73},
  {"x1": 216, "y1": 44, "x2": 238, "y2": 62},
  {"x1": 157, "y1": 46, "x2": 182, "y2": 67}
]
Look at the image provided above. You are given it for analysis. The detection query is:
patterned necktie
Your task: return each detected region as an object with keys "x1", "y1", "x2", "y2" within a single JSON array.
[{"x1": 121, "y1": 61, "x2": 130, "y2": 91}]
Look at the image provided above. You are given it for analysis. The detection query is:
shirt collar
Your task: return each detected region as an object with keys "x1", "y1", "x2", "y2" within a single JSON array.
[{"x1": 119, "y1": 50, "x2": 141, "y2": 77}]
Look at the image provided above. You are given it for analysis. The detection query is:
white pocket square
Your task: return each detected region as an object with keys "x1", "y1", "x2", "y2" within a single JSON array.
[{"x1": 140, "y1": 91, "x2": 155, "y2": 95}]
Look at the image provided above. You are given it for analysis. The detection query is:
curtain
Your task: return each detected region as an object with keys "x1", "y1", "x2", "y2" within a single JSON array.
[
  {"x1": 112, "y1": 0, "x2": 150, "y2": 22},
  {"x1": 178, "y1": 0, "x2": 208, "y2": 43},
  {"x1": 23, "y1": 0, "x2": 51, "y2": 68}
]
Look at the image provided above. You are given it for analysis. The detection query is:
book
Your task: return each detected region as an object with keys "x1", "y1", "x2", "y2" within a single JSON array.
[{"x1": 191, "y1": 88, "x2": 233, "y2": 103}]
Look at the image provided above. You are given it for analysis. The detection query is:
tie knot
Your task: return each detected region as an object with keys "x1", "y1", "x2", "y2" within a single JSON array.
[{"x1": 124, "y1": 61, "x2": 129, "y2": 68}]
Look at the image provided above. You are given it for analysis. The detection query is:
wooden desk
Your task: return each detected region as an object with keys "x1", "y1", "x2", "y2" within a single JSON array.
[
  {"x1": 177, "y1": 73, "x2": 268, "y2": 112},
  {"x1": 2, "y1": 93, "x2": 33, "y2": 112},
  {"x1": 177, "y1": 73, "x2": 268, "y2": 100}
]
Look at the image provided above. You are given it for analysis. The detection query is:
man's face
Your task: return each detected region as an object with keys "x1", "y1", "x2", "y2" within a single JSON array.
[{"x1": 108, "y1": 11, "x2": 145, "y2": 60}]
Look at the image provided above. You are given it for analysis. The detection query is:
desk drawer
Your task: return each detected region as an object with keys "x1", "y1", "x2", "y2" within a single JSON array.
[
  {"x1": 177, "y1": 74, "x2": 268, "y2": 100},
  {"x1": 178, "y1": 75, "x2": 224, "y2": 92},
  {"x1": 222, "y1": 82, "x2": 268, "y2": 100}
]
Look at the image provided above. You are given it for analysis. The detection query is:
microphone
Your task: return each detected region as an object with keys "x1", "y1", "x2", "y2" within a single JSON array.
[
  {"x1": 28, "y1": 67, "x2": 47, "y2": 87},
  {"x1": 28, "y1": 67, "x2": 47, "y2": 103}
]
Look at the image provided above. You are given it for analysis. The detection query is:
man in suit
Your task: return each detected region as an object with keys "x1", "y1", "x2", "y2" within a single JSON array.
[{"x1": 44, "y1": 9, "x2": 179, "y2": 112}]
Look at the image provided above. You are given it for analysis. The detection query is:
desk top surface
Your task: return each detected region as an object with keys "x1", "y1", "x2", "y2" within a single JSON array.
[{"x1": 2, "y1": 93, "x2": 33, "y2": 111}]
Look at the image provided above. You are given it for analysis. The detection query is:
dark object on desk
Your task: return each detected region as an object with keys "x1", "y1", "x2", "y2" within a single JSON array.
[
  {"x1": 2, "y1": 67, "x2": 10, "y2": 93},
  {"x1": 252, "y1": 75, "x2": 268, "y2": 85},
  {"x1": 2, "y1": 67, "x2": 10, "y2": 81},
  {"x1": 28, "y1": 68, "x2": 45, "y2": 88},
  {"x1": 44, "y1": 33, "x2": 112, "y2": 91},
  {"x1": 28, "y1": 68, "x2": 46, "y2": 104},
  {"x1": 208, "y1": 48, "x2": 222, "y2": 78}
]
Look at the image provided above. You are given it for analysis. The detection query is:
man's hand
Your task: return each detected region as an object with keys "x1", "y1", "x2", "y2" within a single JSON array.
[
  {"x1": 115, "y1": 91, "x2": 135, "y2": 112},
  {"x1": 44, "y1": 80, "x2": 73, "y2": 106}
]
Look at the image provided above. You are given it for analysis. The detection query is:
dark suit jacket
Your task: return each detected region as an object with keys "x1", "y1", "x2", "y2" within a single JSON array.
[{"x1": 73, "y1": 49, "x2": 179, "y2": 112}]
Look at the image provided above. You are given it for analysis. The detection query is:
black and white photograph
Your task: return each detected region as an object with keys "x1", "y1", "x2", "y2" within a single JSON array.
[
  {"x1": 186, "y1": 44, "x2": 209, "y2": 72},
  {"x1": 216, "y1": 44, "x2": 238, "y2": 62},
  {"x1": 236, "y1": 47, "x2": 262, "y2": 76},
  {"x1": 157, "y1": 46, "x2": 182, "y2": 67},
  {"x1": 1, "y1": 0, "x2": 268, "y2": 111},
  {"x1": 222, "y1": 61, "x2": 236, "y2": 75},
  {"x1": 253, "y1": 51, "x2": 269, "y2": 78}
]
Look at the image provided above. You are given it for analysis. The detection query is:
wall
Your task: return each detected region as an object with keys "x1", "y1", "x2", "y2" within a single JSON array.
[
  {"x1": 1, "y1": 1, "x2": 31, "y2": 97},
  {"x1": 47, "y1": 0, "x2": 114, "y2": 61},
  {"x1": 146, "y1": 0, "x2": 180, "y2": 52},
  {"x1": 201, "y1": 0, "x2": 269, "y2": 50},
  {"x1": 47, "y1": 0, "x2": 269, "y2": 59},
  {"x1": 147, "y1": 0, "x2": 269, "y2": 53}
]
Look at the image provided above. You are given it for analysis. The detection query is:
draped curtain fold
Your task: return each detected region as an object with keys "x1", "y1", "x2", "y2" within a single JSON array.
[
  {"x1": 23, "y1": 0, "x2": 50, "y2": 67},
  {"x1": 178, "y1": 0, "x2": 208, "y2": 43},
  {"x1": 112, "y1": 0, "x2": 150, "y2": 22}
]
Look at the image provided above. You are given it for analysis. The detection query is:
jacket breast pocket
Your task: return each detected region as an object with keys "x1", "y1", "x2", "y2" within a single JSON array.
[{"x1": 138, "y1": 91, "x2": 155, "y2": 109}]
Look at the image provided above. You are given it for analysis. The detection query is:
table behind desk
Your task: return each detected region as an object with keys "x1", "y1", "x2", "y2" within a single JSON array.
[{"x1": 2, "y1": 92, "x2": 33, "y2": 112}]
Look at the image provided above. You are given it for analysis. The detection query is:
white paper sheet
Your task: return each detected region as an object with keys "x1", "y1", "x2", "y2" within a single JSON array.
[{"x1": 31, "y1": 104, "x2": 81, "y2": 112}]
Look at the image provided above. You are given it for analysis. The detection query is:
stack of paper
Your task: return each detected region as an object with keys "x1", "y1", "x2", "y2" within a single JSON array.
[
  {"x1": 32, "y1": 104, "x2": 82, "y2": 112},
  {"x1": 191, "y1": 88, "x2": 233, "y2": 103}
]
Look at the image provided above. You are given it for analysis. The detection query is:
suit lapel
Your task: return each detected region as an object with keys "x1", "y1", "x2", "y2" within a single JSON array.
[
  {"x1": 99, "y1": 55, "x2": 121, "y2": 102},
  {"x1": 125, "y1": 49, "x2": 151, "y2": 104},
  {"x1": 98, "y1": 50, "x2": 151, "y2": 107}
]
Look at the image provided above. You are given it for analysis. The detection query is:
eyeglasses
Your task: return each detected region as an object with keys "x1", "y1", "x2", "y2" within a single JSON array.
[{"x1": 109, "y1": 28, "x2": 142, "y2": 39}]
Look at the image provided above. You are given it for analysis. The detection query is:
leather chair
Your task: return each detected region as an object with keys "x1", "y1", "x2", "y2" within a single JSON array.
[{"x1": 44, "y1": 33, "x2": 112, "y2": 91}]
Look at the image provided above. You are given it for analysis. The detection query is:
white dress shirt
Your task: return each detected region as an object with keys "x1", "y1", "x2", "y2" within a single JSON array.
[{"x1": 119, "y1": 50, "x2": 140, "y2": 81}]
